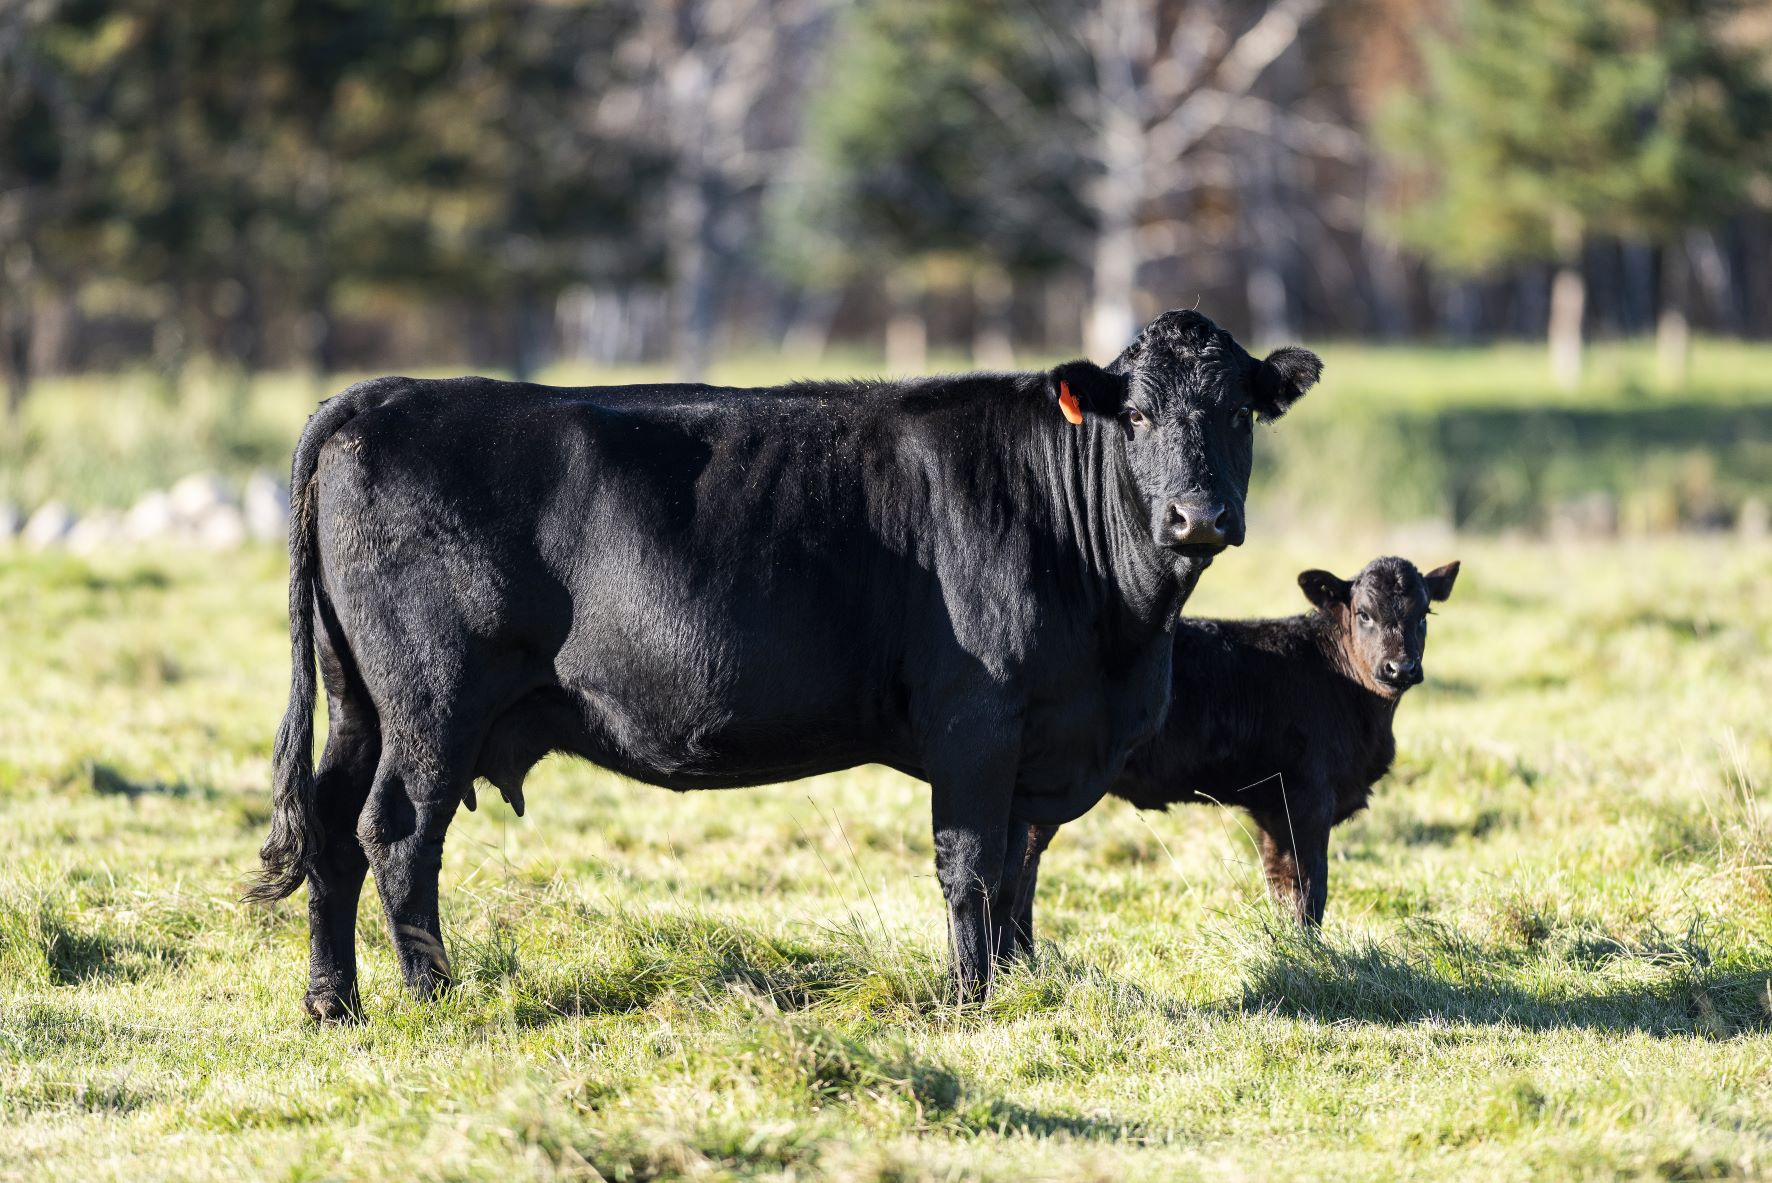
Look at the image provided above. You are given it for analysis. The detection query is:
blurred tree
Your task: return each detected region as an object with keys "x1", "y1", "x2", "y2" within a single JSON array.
[
  {"x1": 1055, "y1": 0, "x2": 1332, "y2": 358},
  {"x1": 0, "y1": 0, "x2": 102, "y2": 417},
  {"x1": 1383, "y1": 0, "x2": 1772, "y2": 388},
  {"x1": 635, "y1": 0, "x2": 831, "y2": 381},
  {"x1": 378, "y1": 0, "x2": 657, "y2": 380},
  {"x1": 780, "y1": 0, "x2": 1086, "y2": 370}
]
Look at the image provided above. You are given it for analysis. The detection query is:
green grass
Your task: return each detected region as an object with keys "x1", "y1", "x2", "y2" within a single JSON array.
[
  {"x1": 2, "y1": 535, "x2": 1770, "y2": 1180},
  {"x1": 5, "y1": 338, "x2": 1772, "y2": 530}
]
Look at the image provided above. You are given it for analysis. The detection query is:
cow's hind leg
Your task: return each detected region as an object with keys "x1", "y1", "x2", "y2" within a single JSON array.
[
  {"x1": 302, "y1": 615, "x2": 381, "y2": 1022},
  {"x1": 358, "y1": 729, "x2": 474, "y2": 1001},
  {"x1": 303, "y1": 702, "x2": 378, "y2": 1021}
]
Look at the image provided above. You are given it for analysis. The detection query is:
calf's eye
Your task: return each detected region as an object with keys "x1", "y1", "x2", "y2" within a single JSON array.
[
  {"x1": 1356, "y1": 610, "x2": 1372, "y2": 626},
  {"x1": 1125, "y1": 408, "x2": 1150, "y2": 429},
  {"x1": 1232, "y1": 407, "x2": 1253, "y2": 429}
]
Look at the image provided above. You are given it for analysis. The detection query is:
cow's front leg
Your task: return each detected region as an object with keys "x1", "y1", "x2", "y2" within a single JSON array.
[
  {"x1": 1251, "y1": 783, "x2": 1332, "y2": 928},
  {"x1": 927, "y1": 729, "x2": 1021, "y2": 1002}
]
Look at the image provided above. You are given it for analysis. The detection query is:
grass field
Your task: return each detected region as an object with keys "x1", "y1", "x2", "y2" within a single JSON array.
[{"x1": 2, "y1": 529, "x2": 1770, "y2": 1181}]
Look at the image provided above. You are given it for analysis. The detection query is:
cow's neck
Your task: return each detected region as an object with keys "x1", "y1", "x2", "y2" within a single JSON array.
[{"x1": 1054, "y1": 416, "x2": 1186, "y2": 638}]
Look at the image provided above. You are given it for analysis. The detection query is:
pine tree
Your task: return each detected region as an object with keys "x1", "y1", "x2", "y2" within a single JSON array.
[{"x1": 1382, "y1": 0, "x2": 1772, "y2": 388}]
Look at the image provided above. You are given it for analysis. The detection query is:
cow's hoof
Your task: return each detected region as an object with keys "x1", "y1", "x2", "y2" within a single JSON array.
[
  {"x1": 404, "y1": 967, "x2": 452, "y2": 1002},
  {"x1": 393, "y1": 924, "x2": 453, "y2": 1000},
  {"x1": 302, "y1": 988, "x2": 362, "y2": 1024}
]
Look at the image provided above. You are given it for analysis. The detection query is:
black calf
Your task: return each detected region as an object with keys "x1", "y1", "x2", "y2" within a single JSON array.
[{"x1": 1011, "y1": 556, "x2": 1459, "y2": 944}]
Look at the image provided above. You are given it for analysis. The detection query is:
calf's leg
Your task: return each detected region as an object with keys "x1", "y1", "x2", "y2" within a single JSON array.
[
  {"x1": 1005, "y1": 823, "x2": 1060, "y2": 960},
  {"x1": 1251, "y1": 788, "x2": 1331, "y2": 927},
  {"x1": 991, "y1": 820, "x2": 1031, "y2": 964}
]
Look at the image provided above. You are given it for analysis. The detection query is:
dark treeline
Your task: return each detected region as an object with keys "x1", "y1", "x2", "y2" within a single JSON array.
[{"x1": 1, "y1": 0, "x2": 1769, "y2": 407}]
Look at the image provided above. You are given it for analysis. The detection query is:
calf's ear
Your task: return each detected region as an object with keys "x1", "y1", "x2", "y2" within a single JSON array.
[
  {"x1": 1252, "y1": 346, "x2": 1323, "y2": 420},
  {"x1": 1423, "y1": 560, "x2": 1460, "y2": 602},
  {"x1": 1046, "y1": 360, "x2": 1127, "y2": 425},
  {"x1": 1298, "y1": 569, "x2": 1351, "y2": 610}
]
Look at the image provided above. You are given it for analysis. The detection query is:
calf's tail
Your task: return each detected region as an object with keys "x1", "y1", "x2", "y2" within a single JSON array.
[{"x1": 245, "y1": 390, "x2": 369, "y2": 903}]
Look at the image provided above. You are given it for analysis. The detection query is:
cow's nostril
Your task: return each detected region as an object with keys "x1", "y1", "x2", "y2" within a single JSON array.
[{"x1": 1167, "y1": 500, "x2": 1230, "y2": 547}]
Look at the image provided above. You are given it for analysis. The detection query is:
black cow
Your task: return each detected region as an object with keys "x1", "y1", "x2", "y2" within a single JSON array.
[
  {"x1": 1010, "y1": 556, "x2": 1459, "y2": 943},
  {"x1": 248, "y1": 310, "x2": 1321, "y2": 1021}
]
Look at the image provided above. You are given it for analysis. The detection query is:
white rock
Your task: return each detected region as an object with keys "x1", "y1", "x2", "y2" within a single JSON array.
[
  {"x1": 22, "y1": 501, "x2": 74, "y2": 550},
  {"x1": 67, "y1": 510, "x2": 125, "y2": 554},
  {"x1": 168, "y1": 472, "x2": 234, "y2": 527},
  {"x1": 124, "y1": 490, "x2": 177, "y2": 543},
  {"x1": 242, "y1": 469, "x2": 289, "y2": 543},
  {"x1": 1740, "y1": 497, "x2": 1770, "y2": 541},
  {"x1": 0, "y1": 501, "x2": 19, "y2": 544},
  {"x1": 195, "y1": 503, "x2": 248, "y2": 551}
]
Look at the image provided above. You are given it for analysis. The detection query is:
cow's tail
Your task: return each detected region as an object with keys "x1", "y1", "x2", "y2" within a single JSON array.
[{"x1": 246, "y1": 389, "x2": 370, "y2": 903}]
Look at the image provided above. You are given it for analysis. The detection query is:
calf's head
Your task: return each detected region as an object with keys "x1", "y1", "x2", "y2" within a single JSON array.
[
  {"x1": 1047, "y1": 310, "x2": 1321, "y2": 559},
  {"x1": 1300, "y1": 556, "x2": 1460, "y2": 697}
]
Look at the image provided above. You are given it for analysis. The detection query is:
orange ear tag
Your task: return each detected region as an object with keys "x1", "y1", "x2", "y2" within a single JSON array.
[{"x1": 1058, "y1": 381, "x2": 1084, "y2": 425}]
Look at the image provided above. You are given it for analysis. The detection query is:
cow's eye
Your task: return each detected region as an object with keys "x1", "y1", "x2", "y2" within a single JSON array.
[
  {"x1": 1125, "y1": 408, "x2": 1150, "y2": 429},
  {"x1": 1356, "y1": 610, "x2": 1372, "y2": 626},
  {"x1": 1232, "y1": 406, "x2": 1253, "y2": 429}
]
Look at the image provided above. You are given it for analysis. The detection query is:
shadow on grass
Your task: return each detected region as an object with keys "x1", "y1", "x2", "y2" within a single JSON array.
[
  {"x1": 1235, "y1": 926, "x2": 1772, "y2": 1039},
  {"x1": 494, "y1": 908, "x2": 952, "y2": 1028},
  {"x1": 1267, "y1": 400, "x2": 1772, "y2": 530},
  {"x1": 1, "y1": 895, "x2": 190, "y2": 986},
  {"x1": 496, "y1": 907, "x2": 1205, "y2": 1045},
  {"x1": 80, "y1": 760, "x2": 210, "y2": 801},
  {"x1": 1433, "y1": 402, "x2": 1772, "y2": 529}
]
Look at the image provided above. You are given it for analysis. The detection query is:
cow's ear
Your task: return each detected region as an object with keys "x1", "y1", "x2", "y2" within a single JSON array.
[
  {"x1": 1046, "y1": 360, "x2": 1127, "y2": 425},
  {"x1": 1423, "y1": 560, "x2": 1460, "y2": 602},
  {"x1": 1252, "y1": 346, "x2": 1322, "y2": 420},
  {"x1": 1298, "y1": 569, "x2": 1351, "y2": 610}
]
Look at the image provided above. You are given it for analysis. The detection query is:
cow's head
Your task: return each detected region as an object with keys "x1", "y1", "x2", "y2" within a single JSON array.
[
  {"x1": 1300, "y1": 557, "x2": 1460, "y2": 698},
  {"x1": 1046, "y1": 310, "x2": 1320, "y2": 560}
]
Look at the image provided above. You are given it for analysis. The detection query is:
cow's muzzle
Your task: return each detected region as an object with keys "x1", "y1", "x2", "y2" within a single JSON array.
[{"x1": 1163, "y1": 498, "x2": 1240, "y2": 552}]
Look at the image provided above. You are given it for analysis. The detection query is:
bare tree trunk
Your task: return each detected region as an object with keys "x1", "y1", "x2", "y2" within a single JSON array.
[
  {"x1": 1548, "y1": 213, "x2": 1585, "y2": 390},
  {"x1": 301, "y1": 271, "x2": 337, "y2": 396},
  {"x1": 1241, "y1": 133, "x2": 1294, "y2": 346},
  {"x1": 1086, "y1": 105, "x2": 1145, "y2": 361},
  {"x1": 780, "y1": 289, "x2": 839, "y2": 361},
  {"x1": 1, "y1": 309, "x2": 26, "y2": 423},
  {"x1": 509, "y1": 280, "x2": 550, "y2": 383},
  {"x1": 1656, "y1": 234, "x2": 1690, "y2": 388},
  {"x1": 884, "y1": 271, "x2": 927, "y2": 374},
  {"x1": 669, "y1": 169, "x2": 723, "y2": 383},
  {"x1": 2, "y1": 244, "x2": 34, "y2": 421},
  {"x1": 972, "y1": 265, "x2": 1015, "y2": 369}
]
